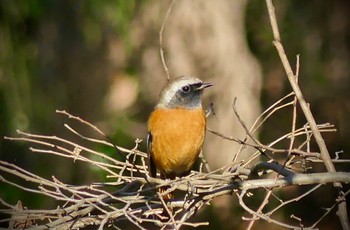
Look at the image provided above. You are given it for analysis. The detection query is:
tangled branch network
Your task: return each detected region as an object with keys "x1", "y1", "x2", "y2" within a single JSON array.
[
  {"x1": 1, "y1": 96, "x2": 349, "y2": 230},
  {"x1": 1, "y1": 0, "x2": 350, "y2": 229}
]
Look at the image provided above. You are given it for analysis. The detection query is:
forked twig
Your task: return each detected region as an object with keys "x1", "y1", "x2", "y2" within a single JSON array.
[
  {"x1": 265, "y1": 0, "x2": 349, "y2": 228},
  {"x1": 1, "y1": 1, "x2": 349, "y2": 229}
]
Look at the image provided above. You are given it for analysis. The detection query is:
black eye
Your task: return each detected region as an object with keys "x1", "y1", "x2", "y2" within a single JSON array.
[{"x1": 181, "y1": 85, "x2": 191, "y2": 93}]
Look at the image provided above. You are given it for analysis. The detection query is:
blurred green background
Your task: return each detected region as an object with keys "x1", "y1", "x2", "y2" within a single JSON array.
[{"x1": 0, "y1": 0, "x2": 349, "y2": 229}]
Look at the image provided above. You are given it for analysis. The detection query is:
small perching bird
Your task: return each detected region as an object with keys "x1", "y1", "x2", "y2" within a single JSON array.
[{"x1": 147, "y1": 76, "x2": 212, "y2": 198}]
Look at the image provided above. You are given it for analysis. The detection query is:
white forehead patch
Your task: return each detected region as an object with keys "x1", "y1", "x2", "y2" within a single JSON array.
[{"x1": 158, "y1": 76, "x2": 202, "y2": 107}]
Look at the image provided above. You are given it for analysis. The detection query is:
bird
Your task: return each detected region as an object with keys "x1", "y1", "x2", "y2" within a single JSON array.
[{"x1": 147, "y1": 76, "x2": 212, "y2": 199}]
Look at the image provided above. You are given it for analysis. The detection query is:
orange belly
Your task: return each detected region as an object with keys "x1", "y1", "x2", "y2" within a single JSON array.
[{"x1": 148, "y1": 108, "x2": 206, "y2": 175}]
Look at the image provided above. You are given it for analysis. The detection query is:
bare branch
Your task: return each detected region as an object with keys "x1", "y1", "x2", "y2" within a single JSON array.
[
  {"x1": 159, "y1": 0, "x2": 176, "y2": 81},
  {"x1": 1, "y1": 2, "x2": 349, "y2": 229},
  {"x1": 265, "y1": 0, "x2": 349, "y2": 228}
]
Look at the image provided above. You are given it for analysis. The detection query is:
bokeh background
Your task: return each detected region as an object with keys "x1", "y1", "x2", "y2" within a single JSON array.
[{"x1": 1, "y1": 0, "x2": 349, "y2": 229}]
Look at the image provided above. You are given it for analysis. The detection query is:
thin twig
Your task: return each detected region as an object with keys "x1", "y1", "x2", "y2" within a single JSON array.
[
  {"x1": 159, "y1": 0, "x2": 176, "y2": 81},
  {"x1": 265, "y1": 1, "x2": 349, "y2": 229}
]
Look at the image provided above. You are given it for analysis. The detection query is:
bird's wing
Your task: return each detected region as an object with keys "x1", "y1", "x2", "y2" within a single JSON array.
[{"x1": 147, "y1": 132, "x2": 156, "y2": 178}]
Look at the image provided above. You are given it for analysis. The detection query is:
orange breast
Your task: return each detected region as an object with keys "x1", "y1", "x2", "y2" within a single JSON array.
[{"x1": 148, "y1": 108, "x2": 206, "y2": 175}]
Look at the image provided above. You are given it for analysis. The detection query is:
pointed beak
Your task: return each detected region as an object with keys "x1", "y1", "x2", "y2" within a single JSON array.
[{"x1": 196, "y1": 82, "x2": 213, "y2": 91}]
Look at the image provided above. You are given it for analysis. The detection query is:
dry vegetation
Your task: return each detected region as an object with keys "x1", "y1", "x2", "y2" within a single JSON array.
[{"x1": 1, "y1": 0, "x2": 349, "y2": 229}]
